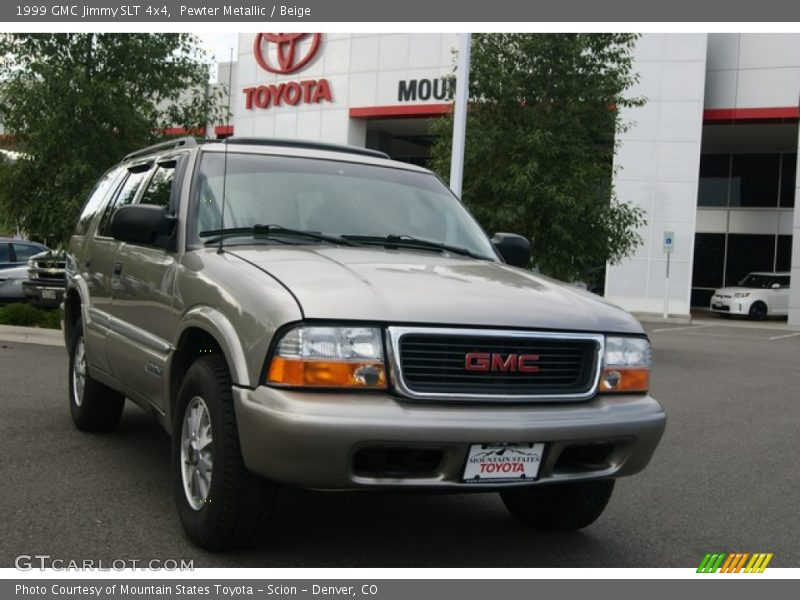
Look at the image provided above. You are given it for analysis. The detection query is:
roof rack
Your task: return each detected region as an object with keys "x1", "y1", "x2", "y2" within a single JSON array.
[
  {"x1": 123, "y1": 137, "x2": 197, "y2": 162},
  {"x1": 223, "y1": 137, "x2": 390, "y2": 160}
]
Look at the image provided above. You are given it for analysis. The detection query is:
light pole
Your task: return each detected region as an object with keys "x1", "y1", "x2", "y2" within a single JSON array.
[{"x1": 449, "y1": 33, "x2": 471, "y2": 197}]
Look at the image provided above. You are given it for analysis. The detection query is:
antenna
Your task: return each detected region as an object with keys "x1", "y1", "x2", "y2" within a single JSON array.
[{"x1": 218, "y1": 46, "x2": 235, "y2": 254}]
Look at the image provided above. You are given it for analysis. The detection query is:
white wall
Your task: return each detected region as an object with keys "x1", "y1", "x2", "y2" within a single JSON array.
[
  {"x1": 234, "y1": 33, "x2": 457, "y2": 145},
  {"x1": 605, "y1": 34, "x2": 709, "y2": 316},
  {"x1": 706, "y1": 34, "x2": 800, "y2": 109}
]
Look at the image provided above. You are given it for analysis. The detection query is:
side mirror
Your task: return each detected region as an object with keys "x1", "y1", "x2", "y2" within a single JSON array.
[
  {"x1": 110, "y1": 204, "x2": 176, "y2": 249},
  {"x1": 491, "y1": 232, "x2": 531, "y2": 268},
  {"x1": 771, "y1": 283, "x2": 780, "y2": 290}
]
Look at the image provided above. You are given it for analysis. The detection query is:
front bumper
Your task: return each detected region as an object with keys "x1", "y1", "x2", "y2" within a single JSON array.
[
  {"x1": 710, "y1": 297, "x2": 750, "y2": 315},
  {"x1": 233, "y1": 386, "x2": 666, "y2": 489},
  {"x1": 22, "y1": 280, "x2": 65, "y2": 307}
]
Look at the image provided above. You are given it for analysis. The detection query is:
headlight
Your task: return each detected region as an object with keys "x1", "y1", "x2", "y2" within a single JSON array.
[
  {"x1": 734, "y1": 292, "x2": 750, "y2": 298},
  {"x1": 266, "y1": 325, "x2": 387, "y2": 389},
  {"x1": 600, "y1": 336, "x2": 651, "y2": 393}
]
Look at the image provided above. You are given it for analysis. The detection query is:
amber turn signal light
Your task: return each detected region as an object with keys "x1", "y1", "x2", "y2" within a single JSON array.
[
  {"x1": 267, "y1": 357, "x2": 387, "y2": 389},
  {"x1": 599, "y1": 367, "x2": 650, "y2": 393}
]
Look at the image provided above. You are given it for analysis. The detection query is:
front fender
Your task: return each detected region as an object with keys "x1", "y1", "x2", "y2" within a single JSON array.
[{"x1": 174, "y1": 306, "x2": 251, "y2": 387}]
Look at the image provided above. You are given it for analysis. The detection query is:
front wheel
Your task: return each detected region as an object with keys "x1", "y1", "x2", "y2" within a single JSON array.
[
  {"x1": 500, "y1": 480, "x2": 615, "y2": 532},
  {"x1": 68, "y1": 317, "x2": 125, "y2": 432},
  {"x1": 748, "y1": 301, "x2": 768, "y2": 321},
  {"x1": 172, "y1": 354, "x2": 276, "y2": 550}
]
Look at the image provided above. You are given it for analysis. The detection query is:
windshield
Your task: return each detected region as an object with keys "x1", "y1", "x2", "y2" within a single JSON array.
[
  {"x1": 189, "y1": 151, "x2": 497, "y2": 259},
  {"x1": 738, "y1": 274, "x2": 774, "y2": 288}
]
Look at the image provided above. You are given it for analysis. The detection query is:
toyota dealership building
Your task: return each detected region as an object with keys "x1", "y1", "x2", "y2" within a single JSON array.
[{"x1": 229, "y1": 33, "x2": 800, "y2": 326}]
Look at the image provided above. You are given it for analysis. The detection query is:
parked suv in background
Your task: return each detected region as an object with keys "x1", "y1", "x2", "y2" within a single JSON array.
[
  {"x1": 710, "y1": 271, "x2": 791, "y2": 320},
  {"x1": 64, "y1": 137, "x2": 666, "y2": 550}
]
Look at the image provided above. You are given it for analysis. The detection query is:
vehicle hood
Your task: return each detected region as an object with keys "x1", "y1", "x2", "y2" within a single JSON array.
[
  {"x1": 226, "y1": 246, "x2": 643, "y2": 334},
  {"x1": 713, "y1": 287, "x2": 762, "y2": 296}
]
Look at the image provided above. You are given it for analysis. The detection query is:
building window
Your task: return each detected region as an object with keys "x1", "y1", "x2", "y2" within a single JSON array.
[
  {"x1": 729, "y1": 154, "x2": 780, "y2": 208},
  {"x1": 692, "y1": 233, "x2": 726, "y2": 288},
  {"x1": 777, "y1": 235, "x2": 793, "y2": 272},
  {"x1": 725, "y1": 234, "x2": 777, "y2": 286},
  {"x1": 697, "y1": 154, "x2": 730, "y2": 207},
  {"x1": 697, "y1": 152, "x2": 796, "y2": 208},
  {"x1": 779, "y1": 153, "x2": 796, "y2": 208}
]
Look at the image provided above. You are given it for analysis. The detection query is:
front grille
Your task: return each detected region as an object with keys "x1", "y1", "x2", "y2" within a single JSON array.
[
  {"x1": 28, "y1": 259, "x2": 66, "y2": 282},
  {"x1": 392, "y1": 329, "x2": 601, "y2": 400}
]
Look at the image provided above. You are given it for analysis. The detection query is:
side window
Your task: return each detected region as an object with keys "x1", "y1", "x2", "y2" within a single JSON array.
[
  {"x1": 75, "y1": 166, "x2": 124, "y2": 235},
  {"x1": 97, "y1": 168, "x2": 151, "y2": 237},
  {"x1": 776, "y1": 276, "x2": 791, "y2": 289},
  {"x1": 139, "y1": 163, "x2": 176, "y2": 209},
  {"x1": 0, "y1": 243, "x2": 9, "y2": 263},
  {"x1": 12, "y1": 243, "x2": 42, "y2": 262}
]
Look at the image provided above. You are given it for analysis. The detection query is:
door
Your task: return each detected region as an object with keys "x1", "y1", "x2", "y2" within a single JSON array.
[
  {"x1": 771, "y1": 275, "x2": 791, "y2": 314},
  {"x1": 106, "y1": 156, "x2": 184, "y2": 411},
  {"x1": 83, "y1": 165, "x2": 152, "y2": 374}
]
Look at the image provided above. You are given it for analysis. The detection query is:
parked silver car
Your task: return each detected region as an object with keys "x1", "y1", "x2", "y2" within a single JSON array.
[{"x1": 64, "y1": 137, "x2": 666, "y2": 550}]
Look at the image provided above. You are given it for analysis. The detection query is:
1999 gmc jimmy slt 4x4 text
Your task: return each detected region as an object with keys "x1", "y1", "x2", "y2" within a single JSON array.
[{"x1": 64, "y1": 137, "x2": 666, "y2": 550}]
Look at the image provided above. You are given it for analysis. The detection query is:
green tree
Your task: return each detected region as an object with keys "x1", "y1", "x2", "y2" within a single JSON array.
[
  {"x1": 430, "y1": 33, "x2": 646, "y2": 283},
  {"x1": 0, "y1": 34, "x2": 227, "y2": 245}
]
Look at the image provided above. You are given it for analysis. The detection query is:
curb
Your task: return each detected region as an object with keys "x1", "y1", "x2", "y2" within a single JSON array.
[
  {"x1": 632, "y1": 312, "x2": 693, "y2": 325},
  {"x1": 0, "y1": 324, "x2": 64, "y2": 347}
]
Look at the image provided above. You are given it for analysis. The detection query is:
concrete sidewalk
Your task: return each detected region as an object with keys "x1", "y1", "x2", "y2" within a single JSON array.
[{"x1": 0, "y1": 324, "x2": 63, "y2": 347}]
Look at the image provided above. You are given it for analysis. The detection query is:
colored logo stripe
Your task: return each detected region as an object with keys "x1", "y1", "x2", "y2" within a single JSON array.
[
  {"x1": 697, "y1": 552, "x2": 773, "y2": 573},
  {"x1": 745, "y1": 553, "x2": 773, "y2": 573},
  {"x1": 697, "y1": 553, "x2": 726, "y2": 573}
]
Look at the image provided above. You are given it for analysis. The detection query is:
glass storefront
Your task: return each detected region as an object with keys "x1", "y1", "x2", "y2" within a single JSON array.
[{"x1": 692, "y1": 152, "x2": 795, "y2": 307}]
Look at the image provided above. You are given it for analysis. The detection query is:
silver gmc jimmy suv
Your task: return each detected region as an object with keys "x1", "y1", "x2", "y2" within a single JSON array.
[{"x1": 64, "y1": 137, "x2": 666, "y2": 550}]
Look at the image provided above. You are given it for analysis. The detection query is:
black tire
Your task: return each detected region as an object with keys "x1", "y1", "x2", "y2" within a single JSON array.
[
  {"x1": 500, "y1": 479, "x2": 615, "y2": 532},
  {"x1": 172, "y1": 354, "x2": 276, "y2": 550},
  {"x1": 68, "y1": 317, "x2": 125, "y2": 432},
  {"x1": 748, "y1": 301, "x2": 768, "y2": 321}
]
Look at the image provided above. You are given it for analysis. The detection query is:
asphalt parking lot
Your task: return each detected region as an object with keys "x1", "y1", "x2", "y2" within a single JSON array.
[{"x1": 1, "y1": 319, "x2": 798, "y2": 568}]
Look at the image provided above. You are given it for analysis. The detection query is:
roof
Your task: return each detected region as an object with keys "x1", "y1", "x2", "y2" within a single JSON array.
[{"x1": 121, "y1": 136, "x2": 431, "y2": 175}]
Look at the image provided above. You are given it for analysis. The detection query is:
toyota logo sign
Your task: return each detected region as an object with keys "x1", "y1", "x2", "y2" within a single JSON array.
[{"x1": 254, "y1": 33, "x2": 322, "y2": 75}]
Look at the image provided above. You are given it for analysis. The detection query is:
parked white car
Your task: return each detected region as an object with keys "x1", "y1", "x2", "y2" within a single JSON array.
[{"x1": 710, "y1": 272, "x2": 791, "y2": 320}]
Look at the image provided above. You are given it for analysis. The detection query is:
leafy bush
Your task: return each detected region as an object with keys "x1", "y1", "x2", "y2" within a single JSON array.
[{"x1": 0, "y1": 302, "x2": 61, "y2": 329}]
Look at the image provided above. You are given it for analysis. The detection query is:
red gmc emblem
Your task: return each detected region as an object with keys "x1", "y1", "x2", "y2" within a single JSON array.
[
  {"x1": 254, "y1": 33, "x2": 322, "y2": 75},
  {"x1": 464, "y1": 353, "x2": 540, "y2": 373}
]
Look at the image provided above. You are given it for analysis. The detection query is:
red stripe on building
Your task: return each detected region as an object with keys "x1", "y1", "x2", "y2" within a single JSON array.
[
  {"x1": 215, "y1": 125, "x2": 234, "y2": 137},
  {"x1": 162, "y1": 127, "x2": 206, "y2": 136},
  {"x1": 349, "y1": 104, "x2": 452, "y2": 119},
  {"x1": 703, "y1": 106, "x2": 800, "y2": 123}
]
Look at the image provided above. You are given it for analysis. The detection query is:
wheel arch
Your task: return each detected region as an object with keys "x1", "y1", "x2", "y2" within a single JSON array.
[
  {"x1": 168, "y1": 307, "x2": 251, "y2": 432},
  {"x1": 63, "y1": 276, "x2": 91, "y2": 350}
]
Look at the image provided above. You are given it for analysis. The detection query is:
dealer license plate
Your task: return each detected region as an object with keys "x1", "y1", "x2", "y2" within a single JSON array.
[
  {"x1": 42, "y1": 290, "x2": 56, "y2": 300},
  {"x1": 462, "y1": 442, "x2": 545, "y2": 483}
]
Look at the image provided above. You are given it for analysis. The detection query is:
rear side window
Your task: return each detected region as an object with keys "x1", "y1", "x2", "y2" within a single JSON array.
[
  {"x1": 75, "y1": 166, "x2": 124, "y2": 236},
  {"x1": 12, "y1": 243, "x2": 42, "y2": 262},
  {"x1": 776, "y1": 276, "x2": 791, "y2": 288},
  {"x1": 139, "y1": 163, "x2": 176, "y2": 208},
  {"x1": 0, "y1": 243, "x2": 9, "y2": 262},
  {"x1": 97, "y1": 168, "x2": 151, "y2": 237}
]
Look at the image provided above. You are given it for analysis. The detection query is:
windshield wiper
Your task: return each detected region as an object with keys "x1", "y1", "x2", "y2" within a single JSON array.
[
  {"x1": 341, "y1": 234, "x2": 483, "y2": 259},
  {"x1": 200, "y1": 224, "x2": 355, "y2": 247}
]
